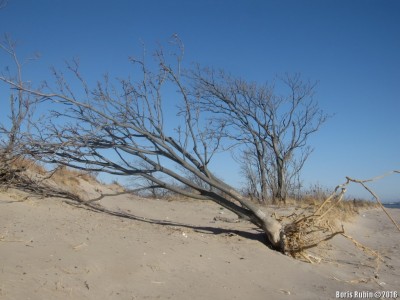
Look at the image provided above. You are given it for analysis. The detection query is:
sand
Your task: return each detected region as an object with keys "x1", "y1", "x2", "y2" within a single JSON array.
[{"x1": 0, "y1": 191, "x2": 399, "y2": 300}]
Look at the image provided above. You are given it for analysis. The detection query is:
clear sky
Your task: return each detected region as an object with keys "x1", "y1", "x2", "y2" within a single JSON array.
[{"x1": 1, "y1": 0, "x2": 399, "y2": 201}]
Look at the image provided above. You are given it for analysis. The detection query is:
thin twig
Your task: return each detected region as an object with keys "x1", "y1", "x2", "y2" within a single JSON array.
[{"x1": 346, "y1": 171, "x2": 400, "y2": 232}]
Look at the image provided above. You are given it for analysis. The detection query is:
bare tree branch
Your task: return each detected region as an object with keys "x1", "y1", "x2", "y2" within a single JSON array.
[
  {"x1": 190, "y1": 68, "x2": 328, "y2": 203},
  {"x1": 0, "y1": 41, "x2": 284, "y2": 249},
  {"x1": 0, "y1": 36, "x2": 41, "y2": 185}
]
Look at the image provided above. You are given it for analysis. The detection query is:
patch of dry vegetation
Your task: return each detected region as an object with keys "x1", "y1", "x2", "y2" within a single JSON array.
[
  {"x1": 0, "y1": 157, "x2": 124, "y2": 201},
  {"x1": 1, "y1": 158, "x2": 95, "y2": 185},
  {"x1": 284, "y1": 197, "x2": 377, "y2": 222},
  {"x1": 8, "y1": 157, "x2": 47, "y2": 175},
  {"x1": 281, "y1": 193, "x2": 348, "y2": 261},
  {"x1": 279, "y1": 172, "x2": 399, "y2": 263},
  {"x1": 1, "y1": 157, "x2": 43, "y2": 192},
  {"x1": 51, "y1": 166, "x2": 98, "y2": 187}
]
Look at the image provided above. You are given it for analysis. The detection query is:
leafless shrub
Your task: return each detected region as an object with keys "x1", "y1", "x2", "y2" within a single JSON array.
[
  {"x1": 0, "y1": 35, "x2": 41, "y2": 188},
  {"x1": 191, "y1": 69, "x2": 328, "y2": 203}
]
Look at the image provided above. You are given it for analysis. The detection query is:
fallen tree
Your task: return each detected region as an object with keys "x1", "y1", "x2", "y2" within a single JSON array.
[
  {"x1": 2, "y1": 38, "x2": 397, "y2": 258},
  {"x1": 1, "y1": 39, "x2": 284, "y2": 248}
]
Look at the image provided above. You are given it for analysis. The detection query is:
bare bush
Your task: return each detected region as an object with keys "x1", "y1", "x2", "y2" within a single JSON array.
[
  {"x1": 190, "y1": 69, "x2": 328, "y2": 203},
  {"x1": 0, "y1": 36, "x2": 40, "y2": 187}
]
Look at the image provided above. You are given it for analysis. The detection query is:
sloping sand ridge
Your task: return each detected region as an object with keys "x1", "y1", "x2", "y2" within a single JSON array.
[{"x1": 1, "y1": 187, "x2": 399, "y2": 300}]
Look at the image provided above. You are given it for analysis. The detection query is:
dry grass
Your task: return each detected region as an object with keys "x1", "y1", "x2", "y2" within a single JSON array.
[
  {"x1": 109, "y1": 180, "x2": 126, "y2": 193},
  {"x1": 1, "y1": 156, "x2": 103, "y2": 200},
  {"x1": 52, "y1": 166, "x2": 98, "y2": 186},
  {"x1": 280, "y1": 171, "x2": 399, "y2": 263},
  {"x1": 1, "y1": 157, "x2": 46, "y2": 190},
  {"x1": 285, "y1": 197, "x2": 377, "y2": 222},
  {"x1": 12, "y1": 159, "x2": 98, "y2": 186},
  {"x1": 9, "y1": 157, "x2": 47, "y2": 175},
  {"x1": 2, "y1": 157, "x2": 100, "y2": 188},
  {"x1": 52, "y1": 167, "x2": 80, "y2": 187},
  {"x1": 280, "y1": 193, "x2": 347, "y2": 261}
]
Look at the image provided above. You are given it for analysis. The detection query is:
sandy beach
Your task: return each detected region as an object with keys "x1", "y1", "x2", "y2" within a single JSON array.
[{"x1": 0, "y1": 191, "x2": 399, "y2": 300}]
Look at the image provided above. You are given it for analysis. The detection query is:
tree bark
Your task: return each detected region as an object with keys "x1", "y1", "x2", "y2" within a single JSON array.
[
  {"x1": 275, "y1": 157, "x2": 287, "y2": 203},
  {"x1": 222, "y1": 186, "x2": 282, "y2": 247},
  {"x1": 256, "y1": 146, "x2": 269, "y2": 203}
]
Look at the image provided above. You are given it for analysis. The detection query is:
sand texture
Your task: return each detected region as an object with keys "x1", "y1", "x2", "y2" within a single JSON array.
[{"x1": 0, "y1": 191, "x2": 399, "y2": 300}]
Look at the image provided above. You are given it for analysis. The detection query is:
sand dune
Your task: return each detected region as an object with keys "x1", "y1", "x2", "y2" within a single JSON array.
[{"x1": 0, "y1": 190, "x2": 399, "y2": 300}]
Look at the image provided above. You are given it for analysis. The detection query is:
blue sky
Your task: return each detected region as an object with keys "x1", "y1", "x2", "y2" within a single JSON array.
[{"x1": 1, "y1": 0, "x2": 399, "y2": 201}]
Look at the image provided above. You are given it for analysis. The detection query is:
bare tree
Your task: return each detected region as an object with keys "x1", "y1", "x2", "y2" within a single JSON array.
[
  {"x1": 0, "y1": 40, "x2": 284, "y2": 249},
  {"x1": 238, "y1": 147, "x2": 262, "y2": 201},
  {"x1": 0, "y1": 36, "x2": 39, "y2": 183},
  {"x1": 264, "y1": 145, "x2": 309, "y2": 201},
  {"x1": 190, "y1": 69, "x2": 328, "y2": 203}
]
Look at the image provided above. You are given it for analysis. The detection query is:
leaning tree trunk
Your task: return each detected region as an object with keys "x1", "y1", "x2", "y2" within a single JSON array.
[
  {"x1": 242, "y1": 199, "x2": 282, "y2": 248},
  {"x1": 214, "y1": 183, "x2": 283, "y2": 249}
]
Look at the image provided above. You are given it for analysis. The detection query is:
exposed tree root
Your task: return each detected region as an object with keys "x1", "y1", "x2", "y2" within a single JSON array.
[{"x1": 281, "y1": 170, "x2": 399, "y2": 262}]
